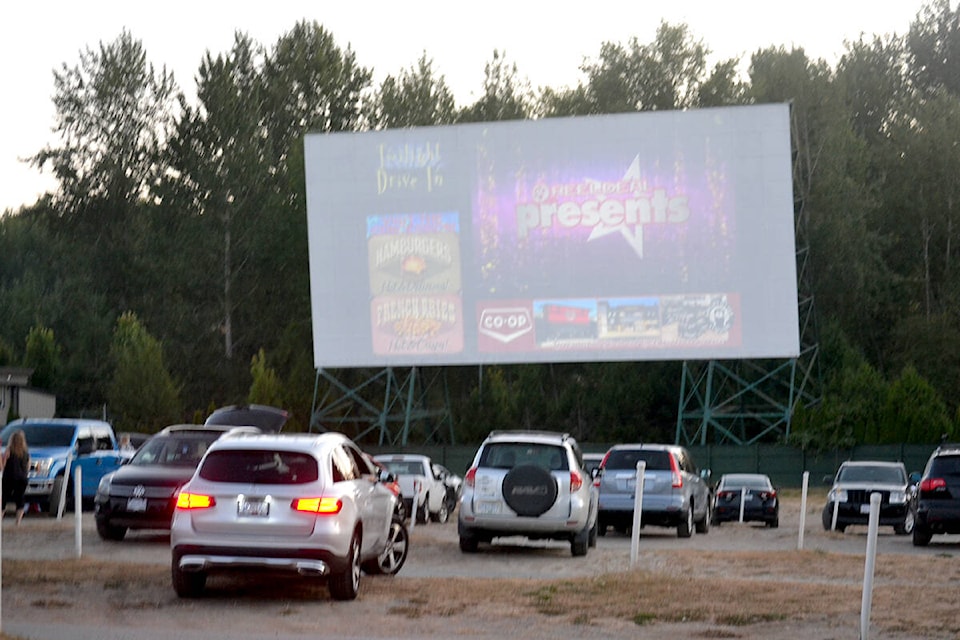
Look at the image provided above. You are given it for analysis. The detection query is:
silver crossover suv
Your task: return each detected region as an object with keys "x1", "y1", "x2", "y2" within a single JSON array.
[
  {"x1": 170, "y1": 432, "x2": 408, "y2": 600},
  {"x1": 457, "y1": 430, "x2": 598, "y2": 556},
  {"x1": 596, "y1": 443, "x2": 712, "y2": 538}
]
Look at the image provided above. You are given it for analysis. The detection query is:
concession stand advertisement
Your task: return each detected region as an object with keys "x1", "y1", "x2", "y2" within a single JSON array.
[{"x1": 304, "y1": 104, "x2": 798, "y2": 368}]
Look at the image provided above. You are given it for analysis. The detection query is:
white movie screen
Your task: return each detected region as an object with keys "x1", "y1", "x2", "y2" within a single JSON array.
[{"x1": 304, "y1": 104, "x2": 799, "y2": 368}]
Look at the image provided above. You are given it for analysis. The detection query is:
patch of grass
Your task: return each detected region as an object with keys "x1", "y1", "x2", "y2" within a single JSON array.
[
  {"x1": 715, "y1": 612, "x2": 786, "y2": 626},
  {"x1": 632, "y1": 612, "x2": 657, "y2": 626},
  {"x1": 30, "y1": 598, "x2": 72, "y2": 609},
  {"x1": 387, "y1": 604, "x2": 423, "y2": 619}
]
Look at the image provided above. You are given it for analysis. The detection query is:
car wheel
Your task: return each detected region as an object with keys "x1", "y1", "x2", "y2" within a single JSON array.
[
  {"x1": 49, "y1": 476, "x2": 73, "y2": 516},
  {"x1": 677, "y1": 505, "x2": 693, "y2": 538},
  {"x1": 363, "y1": 516, "x2": 409, "y2": 575},
  {"x1": 571, "y1": 523, "x2": 589, "y2": 557},
  {"x1": 912, "y1": 523, "x2": 932, "y2": 547},
  {"x1": 459, "y1": 530, "x2": 479, "y2": 553},
  {"x1": 821, "y1": 504, "x2": 834, "y2": 531},
  {"x1": 894, "y1": 509, "x2": 915, "y2": 535},
  {"x1": 768, "y1": 516, "x2": 779, "y2": 529},
  {"x1": 415, "y1": 501, "x2": 428, "y2": 524},
  {"x1": 695, "y1": 504, "x2": 710, "y2": 534},
  {"x1": 96, "y1": 519, "x2": 127, "y2": 541},
  {"x1": 171, "y1": 556, "x2": 206, "y2": 598},
  {"x1": 431, "y1": 498, "x2": 449, "y2": 524},
  {"x1": 329, "y1": 530, "x2": 361, "y2": 601},
  {"x1": 502, "y1": 464, "x2": 558, "y2": 517},
  {"x1": 588, "y1": 518, "x2": 598, "y2": 548}
]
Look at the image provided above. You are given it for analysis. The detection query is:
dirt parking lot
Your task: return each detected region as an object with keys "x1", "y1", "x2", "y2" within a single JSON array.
[{"x1": 1, "y1": 493, "x2": 958, "y2": 639}]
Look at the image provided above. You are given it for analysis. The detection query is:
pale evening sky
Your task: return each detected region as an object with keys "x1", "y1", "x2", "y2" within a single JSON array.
[{"x1": 0, "y1": 0, "x2": 936, "y2": 213}]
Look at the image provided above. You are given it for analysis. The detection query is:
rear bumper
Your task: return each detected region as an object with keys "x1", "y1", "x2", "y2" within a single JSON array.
[
  {"x1": 916, "y1": 502, "x2": 960, "y2": 534},
  {"x1": 172, "y1": 544, "x2": 345, "y2": 575}
]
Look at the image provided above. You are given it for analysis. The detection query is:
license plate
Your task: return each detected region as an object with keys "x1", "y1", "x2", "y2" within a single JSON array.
[
  {"x1": 475, "y1": 501, "x2": 501, "y2": 515},
  {"x1": 126, "y1": 497, "x2": 147, "y2": 512},
  {"x1": 238, "y1": 498, "x2": 270, "y2": 517}
]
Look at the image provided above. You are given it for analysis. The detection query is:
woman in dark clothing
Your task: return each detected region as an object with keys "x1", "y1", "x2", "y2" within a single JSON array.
[{"x1": 3, "y1": 429, "x2": 30, "y2": 524}]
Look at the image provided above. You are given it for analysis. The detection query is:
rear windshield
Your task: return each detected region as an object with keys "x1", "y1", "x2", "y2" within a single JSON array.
[
  {"x1": 379, "y1": 460, "x2": 423, "y2": 475},
  {"x1": 479, "y1": 443, "x2": 568, "y2": 471},
  {"x1": 199, "y1": 450, "x2": 319, "y2": 484},
  {"x1": 720, "y1": 476, "x2": 772, "y2": 491},
  {"x1": 929, "y1": 455, "x2": 960, "y2": 477},
  {"x1": 837, "y1": 465, "x2": 905, "y2": 484},
  {"x1": 604, "y1": 449, "x2": 671, "y2": 471}
]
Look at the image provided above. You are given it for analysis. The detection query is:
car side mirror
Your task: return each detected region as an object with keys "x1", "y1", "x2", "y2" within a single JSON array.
[
  {"x1": 378, "y1": 469, "x2": 396, "y2": 484},
  {"x1": 700, "y1": 469, "x2": 711, "y2": 481},
  {"x1": 909, "y1": 472, "x2": 921, "y2": 484},
  {"x1": 76, "y1": 439, "x2": 95, "y2": 455}
]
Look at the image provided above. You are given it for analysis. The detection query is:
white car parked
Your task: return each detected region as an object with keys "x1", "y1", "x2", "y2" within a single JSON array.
[
  {"x1": 170, "y1": 432, "x2": 408, "y2": 600},
  {"x1": 374, "y1": 453, "x2": 451, "y2": 524}
]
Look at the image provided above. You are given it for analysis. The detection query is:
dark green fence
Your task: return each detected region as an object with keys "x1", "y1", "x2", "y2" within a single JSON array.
[{"x1": 367, "y1": 443, "x2": 938, "y2": 489}]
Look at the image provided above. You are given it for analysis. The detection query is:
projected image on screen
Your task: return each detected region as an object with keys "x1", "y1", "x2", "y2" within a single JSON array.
[
  {"x1": 367, "y1": 213, "x2": 464, "y2": 356},
  {"x1": 305, "y1": 104, "x2": 798, "y2": 368}
]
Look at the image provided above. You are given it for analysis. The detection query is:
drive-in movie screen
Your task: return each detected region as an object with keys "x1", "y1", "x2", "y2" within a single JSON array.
[{"x1": 304, "y1": 104, "x2": 798, "y2": 368}]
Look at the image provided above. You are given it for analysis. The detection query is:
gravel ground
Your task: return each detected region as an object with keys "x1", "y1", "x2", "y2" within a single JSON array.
[{"x1": 1, "y1": 494, "x2": 958, "y2": 640}]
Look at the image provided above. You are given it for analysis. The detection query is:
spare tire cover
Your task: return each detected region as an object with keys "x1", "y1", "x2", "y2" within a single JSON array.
[{"x1": 502, "y1": 464, "x2": 558, "y2": 517}]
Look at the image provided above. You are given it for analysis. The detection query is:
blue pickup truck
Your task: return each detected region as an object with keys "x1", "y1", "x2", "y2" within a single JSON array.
[{"x1": 0, "y1": 418, "x2": 124, "y2": 514}]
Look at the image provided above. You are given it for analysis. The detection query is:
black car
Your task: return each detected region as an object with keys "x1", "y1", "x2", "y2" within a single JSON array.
[
  {"x1": 821, "y1": 460, "x2": 915, "y2": 534},
  {"x1": 712, "y1": 473, "x2": 779, "y2": 528},
  {"x1": 912, "y1": 443, "x2": 960, "y2": 546},
  {"x1": 93, "y1": 424, "x2": 259, "y2": 540}
]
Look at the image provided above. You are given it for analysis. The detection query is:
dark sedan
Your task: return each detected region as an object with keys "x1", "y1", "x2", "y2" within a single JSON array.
[
  {"x1": 93, "y1": 424, "x2": 258, "y2": 540},
  {"x1": 712, "y1": 473, "x2": 779, "y2": 528}
]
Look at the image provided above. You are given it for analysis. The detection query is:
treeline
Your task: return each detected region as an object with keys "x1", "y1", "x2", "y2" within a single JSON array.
[{"x1": 2, "y1": 2, "x2": 960, "y2": 447}]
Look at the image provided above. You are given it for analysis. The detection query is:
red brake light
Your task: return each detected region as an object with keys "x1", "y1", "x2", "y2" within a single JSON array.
[
  {"x1": 176, "y1": 492, "x2": 215, "y2": 510},
  {"x1": 570, "y1": 471, "x2": 583, "y2": 492},
  {"x1": 669, "y1": 454, "x2": 683, "y2": 489},
  {"x1": 465, "y1": 467, "x2": 477, "y2": 488},
  {"x1": 293, "y1": 497, "x2": 342, "y2": 514},
  {"x1": 920, "y1": 477, "x2": 947, "y2": 492}
]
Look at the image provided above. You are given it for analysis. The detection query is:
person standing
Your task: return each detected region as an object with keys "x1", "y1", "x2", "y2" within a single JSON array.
[{"x1": 2, "y1": 429, "x2": 30, "y2": 525}]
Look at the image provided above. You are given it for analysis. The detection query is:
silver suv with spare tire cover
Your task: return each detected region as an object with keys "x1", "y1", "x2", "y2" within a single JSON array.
[{"x1": 457, "y1": 430, "x2": 598, "y2": 556}]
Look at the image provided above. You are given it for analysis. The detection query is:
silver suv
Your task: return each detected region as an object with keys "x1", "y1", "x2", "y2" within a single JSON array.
[
  {"x1": 458, "y1": 430, "x2": 598, "y2": 556},
  {"x1": 596, "y1": 443, "x2": 712, "y2": 538},
  {"x1": 170, "y1": 432, "x2": 408, "y2": 600}
]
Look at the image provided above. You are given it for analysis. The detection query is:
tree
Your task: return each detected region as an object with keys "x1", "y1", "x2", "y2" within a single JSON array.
[
  {"x1": 30, "y1": 30, "x2": 178, "y2": 212},
  {"x1": 458, "y1": 50, "x2": 534, "y2": 122},
  {"x1": 107, "y1": 312, "x2": 181, "y2": 432},
  {"x1": 248, "y1": 348, "x2": 284, "y2": 409},
  {"x1": 23, "y1": 326, "x2": 60, "y2": 391},
  {"x1": 880, "y1": 365, "x2": 953, "y2": 443},
  {"x1": 367, "y1": 53, "x2": 457, "y2": 128}
]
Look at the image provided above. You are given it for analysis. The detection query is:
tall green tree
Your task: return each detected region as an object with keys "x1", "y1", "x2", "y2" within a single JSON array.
[
  {"x1": 107, "y1": 312, "x2": 181, "y2": 432},
  {"x1": 458, "y1": 50, "x2": 534, "y2": 122},
  {"x1": 367, "y1": 53, "x2": 457, "y2": 127},
  {"x1": 23, "y1": 326, "x2": 61, "y2": 391}
]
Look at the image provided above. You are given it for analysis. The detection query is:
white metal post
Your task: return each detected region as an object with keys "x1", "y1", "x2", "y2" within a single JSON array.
[
  {"x1": 630, "y1": 461, "x2": 646, "y2": 566},
  {"x1": 410, "y1": 479, "x2": 419, "y2": 532},
  {"x1": 56, "y1": 454, "x2": 74, "y2": 521},
  {"x1": 74, "y1": 467, "x2": 83, "y2": 557},
  {"x1": 860, "y1": 492, "x2": 882, "y2": 640},
  {"x1": 831, "y1": 496, "x2": 840, "y2": 531},
  {"x1": 798, "y1": 471, "x2": 809, "y2": 549},
  {"x1": 739, "y1": 486, "x2": 746, "y2": 522}
]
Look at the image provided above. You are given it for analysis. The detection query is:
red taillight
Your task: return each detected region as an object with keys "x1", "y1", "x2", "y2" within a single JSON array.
[
  {"x1": 717, "y1": 490, "x2": 731, "y2": 499},
  {"x1": 570, "y1": 471, "x2": 583, "y2": 492},
  {"x1": 465, "y1": 467, "x2": 477, "y2": 488},
  {"x1": 669, "y1": 454, "x2": 683, "y2": 489},
  {"x1": 176, "y1": 492, "x2": 215, "y2": 510},
  {"x1": 920, "y1": 477, "x2": 947, "y2": 492},
  {"x1": 292, "y1": 497, "x2": 342, "y2": 514}
]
